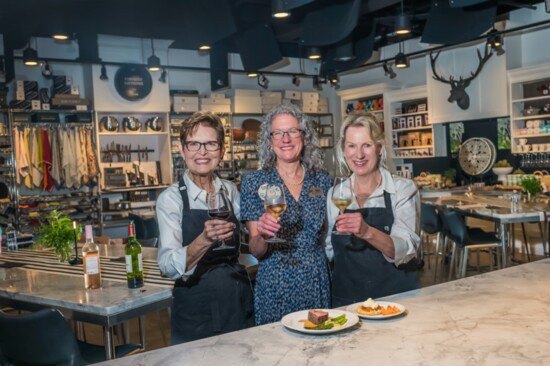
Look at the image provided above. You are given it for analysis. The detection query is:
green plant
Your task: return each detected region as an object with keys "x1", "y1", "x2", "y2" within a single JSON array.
[
  {"x1": 443, "y1": 168, "x2": 457, "y2": 181},
  {"x1": 34, "y1": 210, "x2": 80, "y2": 262},
  {"x1": 520, "y1": 176, "x2": 542, "y2": 197},
  {"x1": 494, "y1": 159, "x2": 511, "y2": 168}
]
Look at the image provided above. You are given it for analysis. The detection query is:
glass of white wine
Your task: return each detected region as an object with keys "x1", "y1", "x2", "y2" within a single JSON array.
[
  {"x1": 207, "y1": 189, "x2": 233, "y2": 250},
  {"x1": 264, "y1": 184, "x2": 286, "y2": 243},
  {"x1": 331, "y1": 176, "x2": 353, "y2": 235}
]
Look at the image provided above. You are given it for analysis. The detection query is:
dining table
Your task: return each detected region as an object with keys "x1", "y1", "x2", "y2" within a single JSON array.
[
  {"x1": 0, "y1": 245, "x2": 173, "y2": 360},
  {"x1": 93, "y1": 258, "x2": 550, "y2": 365},
  {"x1": 422, "y1": 193, "x2": 549, "y2": 265}
]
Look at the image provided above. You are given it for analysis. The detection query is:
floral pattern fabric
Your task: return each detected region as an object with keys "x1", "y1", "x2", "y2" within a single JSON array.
[{"x1": 240, "y1": 167, "x2": 332, "y2": 325}]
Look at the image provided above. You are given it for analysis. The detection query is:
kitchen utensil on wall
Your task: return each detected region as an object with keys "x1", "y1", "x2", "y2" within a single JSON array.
[{"x1": 122, "y1": 116, "x2": 141, "y2": 132}]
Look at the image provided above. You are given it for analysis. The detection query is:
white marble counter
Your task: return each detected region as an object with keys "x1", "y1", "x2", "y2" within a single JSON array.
[{"x1": 96, "y1": 259, "x2": 550, "y2": 366}]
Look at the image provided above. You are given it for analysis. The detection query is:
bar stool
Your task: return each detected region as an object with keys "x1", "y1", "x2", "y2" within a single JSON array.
[
  {"x1": 441, "y1": 208, "x2": 502, "y2": 279},
  {"x1": 419, "y1": 203, "x2": 444, "y2": 275}
]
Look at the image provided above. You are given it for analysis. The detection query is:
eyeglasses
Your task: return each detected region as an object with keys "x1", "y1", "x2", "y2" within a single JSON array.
[
  {"x1": 183, "y1": 141, "x2": 221, "y2": 151},
  {"x1": 270, "y1": 128, "x2": 303, "y2": 140}
]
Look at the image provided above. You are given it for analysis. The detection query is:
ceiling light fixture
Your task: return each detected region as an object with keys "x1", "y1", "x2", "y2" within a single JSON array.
[
  {"x1": 307, "y1": 46, "x2": 321, "y2": 60},
  {"x1": 199, "y1": 45, "x2": 211, "y2": 51},
  {"x1": 99, "y1": 64, "x2": 108, "y2": 81},
  {"x1": 328, "y1": 73, "x2": 340, "y2": 89},
  {"x1": 494, "y1": 45, "x2": 505, "y2": 56},
  {"x1": 247, "y1": 71, "x2": 259, "y2": 78},
  {"x1": 394, "y1": 42, "x2": 409, "y2": 68},
  {"x1": 292, "y1": 74, "x2": 300, "y2": 87},
  {"x1": 159, "y1": 68, "x2": 167, "y2": 83},
  {"x1": 257, "y1": 73, "x2": 269, "y2": 89},
  {"x1": 147, "y1": 39, "x2": 161, "y2": 72},
  {"x1": 23, "y1": 39, "x2": 39, "y2": 67},
  {"x1": 272, "y1": 0, "x2": 290, "y2": 18},
  {"x1": 382, "y1": 62, "x2": 397, "y2": 79},
  {"x1": 333, "y1": 41, "x2": 355, "y2": 62},
  {"x1": 394, "y1": 0, "x2": 411, "y2": 35},
  {"x1": 52, "y1": 30, "x2": 70, "y2": 41},
  {"x1": 486, "y1": 27, "x2": 502, "y2": 49}
]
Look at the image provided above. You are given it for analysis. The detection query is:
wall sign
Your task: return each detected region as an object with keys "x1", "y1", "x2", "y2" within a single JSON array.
[{"x1": 114, "y1": 65, "x2": 152, "y2": 101}]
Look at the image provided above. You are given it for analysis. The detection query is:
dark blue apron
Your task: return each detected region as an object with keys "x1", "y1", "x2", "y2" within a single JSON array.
[
  {"x1": 331, "y1": 190, "x2": 419, "y2": 308},
  {"x1": 171, "y1": 179, "x2": 254, "y2": 344}
]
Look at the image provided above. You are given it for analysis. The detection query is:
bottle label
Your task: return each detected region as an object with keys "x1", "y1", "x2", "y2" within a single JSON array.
[
  {"x1": 138, "y1": 253, "x2": 143, "y2": 271},
  {"x1": 85, "y1": 255, "x2": 99, "y2": 275},
  {"x1": 125, "y1": 253, "x2": 143, "y2": 273}
]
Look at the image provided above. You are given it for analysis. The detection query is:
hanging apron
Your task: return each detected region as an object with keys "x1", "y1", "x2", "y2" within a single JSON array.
[
  {"x1": 171, "y1": 179, "x2": 254, "y2": 344},
  {"x1": 331, "y1": 191, "x2": 419, "y2": 308}
]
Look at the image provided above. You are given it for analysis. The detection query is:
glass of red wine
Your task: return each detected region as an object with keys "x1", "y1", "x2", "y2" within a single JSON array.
[{"x1": 207, "y1": 189, "x2": 232, "y2": 250}]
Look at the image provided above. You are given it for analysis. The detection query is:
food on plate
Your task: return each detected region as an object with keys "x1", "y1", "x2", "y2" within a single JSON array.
[
  {"x1": 308, "y1": 310, "x2": 329, "y2": 324},
  {"x1": 299, "y1": 311, "x2": 348, "y2": 330},
  {"x1": 356, "y1": 298, "x2": 401, "y2": 316}
]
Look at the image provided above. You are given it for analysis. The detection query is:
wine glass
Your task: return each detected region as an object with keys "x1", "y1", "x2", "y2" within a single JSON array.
[
  {"x1": 207, "y1": 189, "x2": 233, "y2": 250},
  {"x1": 264, "y1": 184, "x2": 286, "y2": 243},
  {"x1": 331, "y1": 176, "x2": 353, "y2": 235}
]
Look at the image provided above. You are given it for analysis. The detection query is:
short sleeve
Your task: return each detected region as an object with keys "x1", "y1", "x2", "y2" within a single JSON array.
[{"x1": 240, "y1": 172, "x2": 264, "y2": 222}]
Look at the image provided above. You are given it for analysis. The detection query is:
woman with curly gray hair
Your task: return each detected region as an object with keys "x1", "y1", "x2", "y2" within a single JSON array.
[{"x1": 240, "y1": 103, "x2": 332, "y2": 325}]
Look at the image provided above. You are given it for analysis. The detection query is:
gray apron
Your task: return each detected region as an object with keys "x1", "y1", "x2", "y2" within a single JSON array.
[
  {"x1": 171, "y1": 179, "x2": 254, "y2": 344},
  {"x1": 331, "y1": 190, "x2": 419, "y2": 308}
]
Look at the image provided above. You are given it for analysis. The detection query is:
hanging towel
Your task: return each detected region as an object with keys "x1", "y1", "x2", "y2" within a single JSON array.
[
  {"x1": 61, "y1": 128, "x2": 73, "y2": 189},
  {"x1": 85, "y1": 128, "x2": 99, "y2": 178},
  {"x1": 78, "y1": 127, "x2": 88, "y2": 184},
  {"x1": 71, "y1": 128, "x2": 81, "y2": 189},
  {"x1": 13, "y1": 127, "x2": 20, "y2": 185},
  {"x1": 41, "y1": 128, "x2": 54, "y2": 192},
  {"x1": 23, "y1": 129, "x2": 32, "y2": 189},
  {"x1": 30, "y1": 129, "x2": 43, "y2": 189},
  {"x1": 17, "y1": 129, "x2": 30, "y2": 185},
  {"x1": 50, "y1": 129, "x2": 62, "y2": 188}
]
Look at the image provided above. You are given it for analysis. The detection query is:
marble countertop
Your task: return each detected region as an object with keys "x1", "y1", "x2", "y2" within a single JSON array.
[{"x1": 96, "y1": 259, "x2": 550, "y2": 366}]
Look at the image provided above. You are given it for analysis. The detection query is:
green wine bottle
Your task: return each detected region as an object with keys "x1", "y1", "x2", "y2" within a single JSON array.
[{"x1": 125, "y1": 220, "x2": 144, "y2": 288}]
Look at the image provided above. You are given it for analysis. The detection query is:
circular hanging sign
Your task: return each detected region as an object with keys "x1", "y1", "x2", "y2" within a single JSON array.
[{"x1": 114, "y1": 65, "x2": 153, "y2": 101}]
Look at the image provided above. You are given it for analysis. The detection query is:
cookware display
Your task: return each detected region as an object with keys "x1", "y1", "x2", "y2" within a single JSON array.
[
  {"x1": 100, "y1": 116, "x2": 119, "y2": 132},
  {"x1": 122, "y1": 116, "x2": 141, "y2": 132},
  {"x1": 145, "y1": 116, "x2": 163, "y2": 132}
]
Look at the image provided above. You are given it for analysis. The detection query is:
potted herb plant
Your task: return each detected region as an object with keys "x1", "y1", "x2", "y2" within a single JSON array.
[
  {"x1": 34, "y1": 210, "x2": 79, "y2": 262},
  {"x1": 443, "y1": 168, "x2": 457, "y2": 188},
  {"x1": 520, "y1": 176, "x2": 542, "y2": 202}
]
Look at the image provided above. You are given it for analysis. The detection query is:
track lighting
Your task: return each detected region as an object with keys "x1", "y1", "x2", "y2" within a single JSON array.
[
  {"x1": 493, "y1": 45, "x2": 505, "y2": 56},
  {"x1": 159, "y1": 68, "x2": 167, "y2": 83},
  {"x1": 313, "y1": 75, "x2": 326, "y2": 91},
  {"x1": 292, "y1": 74, "x2": 300, "y2": 87},
  {"x1": 486, "y1": 28, "x2": 502, "y2": 49},
  {"x1": 328, "y1": 74, "x2": 340, "y2": 89},
  {"x1": 42, "y1": 61, "x2": 53, "y2": 79},
  {"x1": 147, "y1": 39, "x2": 161, "y2": 72},
  {"x1": 307, "y1": 46, "x2": 321, "y2": 60},
  {"x1": 382, "y1": 62, "x2": 397, "y2": 79},
  {"x1": 99, "y1": 64, "x2": 108, "y2": 81},
  {"x1": 257, "y1": 74, "x2": 269, "y2": 89},
  {"x1": 394, "y1": 42, "x2": 409, "y2": 68},
  {"x1": 23, "y1": 40, "x2": 39, "y2": 67},
  {"x1": 272, "y1": 0, "x2": 290, "y2": 18}
]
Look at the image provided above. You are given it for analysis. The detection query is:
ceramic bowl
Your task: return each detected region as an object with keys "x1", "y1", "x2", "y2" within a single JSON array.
[{"x1": 492, "y1": 167, "x2": 513, "y2": 175}]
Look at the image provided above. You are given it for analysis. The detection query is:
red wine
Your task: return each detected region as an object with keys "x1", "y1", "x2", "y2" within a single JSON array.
[{"x1": 209, "y1": 210, "x2": 231, "y2": 220}]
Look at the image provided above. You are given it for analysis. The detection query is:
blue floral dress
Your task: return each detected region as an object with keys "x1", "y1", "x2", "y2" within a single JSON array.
[{"x1": 241, "y1": 167, "x2": 332, "y2": 325}]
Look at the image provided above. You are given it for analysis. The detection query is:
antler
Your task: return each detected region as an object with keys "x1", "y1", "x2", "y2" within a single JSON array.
[
  {"x1": 430, "y1": 51, "x2": 453, "y2": 85},
  {"x1": 462, "y1": 46, "x2": 492, "y2": 85}
]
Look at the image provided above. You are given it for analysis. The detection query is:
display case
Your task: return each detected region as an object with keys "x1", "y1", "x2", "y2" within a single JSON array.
[
  {"x1": 385, "y1": 86, "x2": 446, "y2": 159},
  {"x1": 508, "y1": 64, "x2": 550, "y2": 155}
]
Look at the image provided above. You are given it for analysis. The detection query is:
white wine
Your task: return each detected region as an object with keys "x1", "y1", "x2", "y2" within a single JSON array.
[
  {"x1": 125, "y1": 221, "x2": 144, "y2": 288},
  {"x1": 332, "y1": 198, "x2": 352, "y2": 212},
  {"x1": 82, "y1": 225, "x2": 101, "y2": 289},
  {"x1": 265, "y1": 203, "x2": 286, "y2": 218}
]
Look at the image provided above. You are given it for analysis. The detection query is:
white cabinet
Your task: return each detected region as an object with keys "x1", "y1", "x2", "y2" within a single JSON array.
[
  {"x1": 508, "y1": 64, "x2": 550, "y2": 155},
  {"x1": 385, "y1": 86, "x2": 446, "y2": 159}
]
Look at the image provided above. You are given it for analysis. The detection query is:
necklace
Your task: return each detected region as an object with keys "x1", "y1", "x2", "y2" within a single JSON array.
[{"x1": 279, "y1": 164, "x2": 305, "y2": 186}]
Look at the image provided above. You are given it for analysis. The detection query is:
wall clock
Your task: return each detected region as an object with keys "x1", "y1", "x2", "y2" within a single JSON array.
[
  {"x1": 458, "y1": 137, "x2": 496, "y2": 176},
  {"x1": 114, "y1": 65, "x2": 153, "y2": 101}
]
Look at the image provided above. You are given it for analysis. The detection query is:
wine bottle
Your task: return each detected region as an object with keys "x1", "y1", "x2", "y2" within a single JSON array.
[
  {"x1": 82, "y1": 225, "x2": 101, "y2": 289},
  {"x1": 125, "y1": 221, "x2": 144, "y2": 288}
]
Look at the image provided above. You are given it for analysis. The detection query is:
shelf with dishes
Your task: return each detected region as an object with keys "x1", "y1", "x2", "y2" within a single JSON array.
[{"x1": 508, "y1": 65, "x2": 550, "y2": 154}]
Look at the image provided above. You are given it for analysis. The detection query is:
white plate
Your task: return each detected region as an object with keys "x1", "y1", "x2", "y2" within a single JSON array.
[
  {"x1": 346, "y1": 301, "x2": 406, "y2": 320},
  {"x1": 281, "y1": 309, "x2": 359, "y2": 334}
]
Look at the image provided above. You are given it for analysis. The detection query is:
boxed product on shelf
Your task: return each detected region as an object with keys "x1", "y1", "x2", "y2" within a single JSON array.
[{"x1": 234, "y1": 89, "x2": 262, "y2": 114}]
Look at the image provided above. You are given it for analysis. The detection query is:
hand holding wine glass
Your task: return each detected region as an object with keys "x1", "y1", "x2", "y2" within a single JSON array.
[
  {"x1": 264, "y1": 184, "x2": 286, "y2": 243},
  {"x1": 332, "y1": 176, "x2": 353, "y2": 235},
  {"x1": 206, "y1": 189, "x2": 233, "y2": 250}
]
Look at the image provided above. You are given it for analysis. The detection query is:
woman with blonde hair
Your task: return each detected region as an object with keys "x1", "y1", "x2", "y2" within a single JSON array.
[{"x1": 326, "y1": 111, "x2": 420, "y2": 307}]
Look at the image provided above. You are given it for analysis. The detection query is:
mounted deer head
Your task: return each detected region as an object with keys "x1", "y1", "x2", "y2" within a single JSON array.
[{"x1": 430, "y1": 47, "x2": 492, "y2": 110}]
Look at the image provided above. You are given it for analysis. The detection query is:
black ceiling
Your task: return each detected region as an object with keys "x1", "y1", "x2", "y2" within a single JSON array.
[{"x1": 0, "y1": 0, "x2": 542, "y2": 75}]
